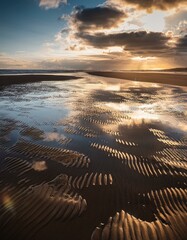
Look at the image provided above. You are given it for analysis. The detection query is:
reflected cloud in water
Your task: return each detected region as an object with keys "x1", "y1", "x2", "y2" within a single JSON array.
[
  {"x1": 32, "y1": 161, "x2": 47, "y2": 171},
  {"x1": 104, "y1": 84, "x2": 121, "y2": 92},
  {"x1": 101, "y1": 79, "x2": 187, "y2": 133},
  {"x1": 44, "y1": 132, "x2": 66, "y2": 142}
]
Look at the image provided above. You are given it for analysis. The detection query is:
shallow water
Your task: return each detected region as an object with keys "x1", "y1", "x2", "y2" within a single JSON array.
[{"x1": 0, "y1": 73, "x2": 187, "y2": 240}]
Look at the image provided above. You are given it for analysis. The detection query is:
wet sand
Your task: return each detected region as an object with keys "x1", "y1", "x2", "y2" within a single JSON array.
[
  {"x1": 0, "y1": 75, "x2": 80, "y2": 88},
  {"x1": 0, "y1": 74, "x2": 187, "y2": 240},
  {"x1": 89, "y1": 71, "x2": 187, "y2": 86}
]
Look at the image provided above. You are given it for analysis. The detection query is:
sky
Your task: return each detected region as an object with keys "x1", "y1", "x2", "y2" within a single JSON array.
[{"x1": 0, "y1": 0, "x2": 187, "y2": 70}]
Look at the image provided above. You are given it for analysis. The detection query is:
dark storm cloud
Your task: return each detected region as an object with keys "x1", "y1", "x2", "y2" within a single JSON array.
[
  {"x1": 113, "y1": 0, "x2": 187, "y2": 10},
  {"x1": 76, "y1": 31, "x2": 170, "y2": 54},
  {"x1": 72, "y1": 6, "x2": 126, "y2": 30},
  {"x1": 176, "y1": 35, "x2": 187, "y2": 51}
]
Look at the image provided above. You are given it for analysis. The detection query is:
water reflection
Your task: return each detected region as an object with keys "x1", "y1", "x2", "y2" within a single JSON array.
[
  {"x1": 44, "y1": 132, "x2": 66, "y2": 142},
  {"x1": 1, "y1": 193, "x2": 15, "y2": 214},
  {"x1": 32, "y1": 161, "x2": 47, "y2": 172},
  {"x1": 0, "y1": 73, "x2": 186, "y2": 240},
  {"x1": 97, "y1": 78, "x2": 187, "y2": 133}
]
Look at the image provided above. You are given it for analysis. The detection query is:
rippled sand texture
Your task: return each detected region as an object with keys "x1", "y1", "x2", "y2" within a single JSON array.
[{"x1": 0, "y1": 74, "x2": 187, "y2": 240}]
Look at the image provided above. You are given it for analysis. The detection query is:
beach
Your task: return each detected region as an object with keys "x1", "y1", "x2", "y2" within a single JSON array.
[
  {"x1": 0, "y1": 73, "x2": 186, "y2": 240},
  {"x1": 0, "y1": 74, "x2": 80, "y2": 88},
  {"x1": 89, "y1": 71, "x2": 187, "y2": 87}
]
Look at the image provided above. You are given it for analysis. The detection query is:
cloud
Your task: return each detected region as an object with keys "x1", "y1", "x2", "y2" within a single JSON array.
[
  {"x1": 176, "y1": 21, "x2": 187, "y2": 35},
  {"x1": 67, "y1": 4, "x2": 185, "y2": 59},
  {"x1": 76, "y1": 31, "x2": 171, "y2": 55},
  {"x1": 39, "y1": 56, "x2": 134, "y2": 70},
  {"x1": 39, "y1": 0, "x2": 67, "y2": 9},
  {"x1": 165, "y1": 10, "x2": 187, "y2": 34},
  {"x1": 176, "y1": 35, "x2": 187, "y2": 52},
  {"x1": 71, "y1": 5, "x2": 127, "y2": 31},
  {"x1": 0, "y1": 52, "x2": 38, "y2": 69},
  {"x1": 110, "y1": 0, "x2": 187, "y2": 11},
  {"x1": 67, "y1": 5, "x2": 171, "y2": 56},
  {"x1": 165, "y1": 10, "x2": 187, "y2": 26}
]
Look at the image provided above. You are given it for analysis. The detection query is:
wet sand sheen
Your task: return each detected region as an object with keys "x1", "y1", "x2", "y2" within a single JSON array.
[{"x1": 0, "y1": 73, "x2": 186, "y2": 240}]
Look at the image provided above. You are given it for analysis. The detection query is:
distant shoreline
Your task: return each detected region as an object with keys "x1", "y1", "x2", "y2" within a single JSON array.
[
  {"x1": 88, "y1": 71, "x2": 187, "y2": 87},
  {"x1": 0, "y1": 72, "x2": 187, "y2": 88},
  {"x1": 0, "y1": 75, "x2": 79, "y2": 88}
]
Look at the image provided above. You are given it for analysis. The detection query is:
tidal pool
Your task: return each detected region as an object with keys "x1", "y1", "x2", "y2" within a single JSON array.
[{"x1": 0, "y1": 73, "x2": 187, "y2": 240}]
